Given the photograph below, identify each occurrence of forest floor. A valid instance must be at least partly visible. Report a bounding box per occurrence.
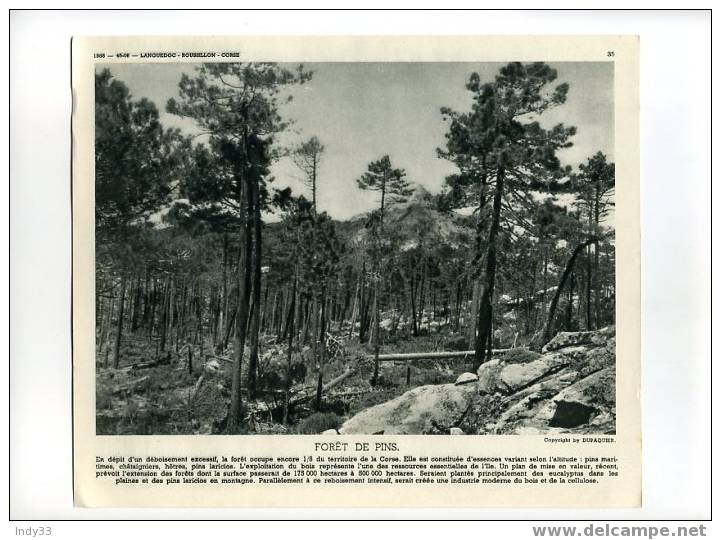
[95,327,482,435]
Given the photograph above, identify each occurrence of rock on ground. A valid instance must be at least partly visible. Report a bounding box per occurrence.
[340,326,616,435]
[340,382,477,435]
[455,372,479,385]
[472,326,616,435]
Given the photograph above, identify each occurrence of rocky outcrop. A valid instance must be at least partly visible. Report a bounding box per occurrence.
[470,326,616,435]
[455,372,479,385]
[542,326,615,353]
[339,326,616,435]
[340,382,477,435]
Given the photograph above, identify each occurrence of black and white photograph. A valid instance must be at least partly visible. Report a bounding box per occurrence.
[11,8,713,521]
[94,60,616,437]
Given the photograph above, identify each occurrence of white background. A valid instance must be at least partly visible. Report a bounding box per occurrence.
[7,7,712,532]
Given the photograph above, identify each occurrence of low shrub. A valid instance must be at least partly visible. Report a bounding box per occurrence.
[295,412,341,434]
[502,348,542,365]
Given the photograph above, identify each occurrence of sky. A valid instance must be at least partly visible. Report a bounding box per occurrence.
[99,61,614,221]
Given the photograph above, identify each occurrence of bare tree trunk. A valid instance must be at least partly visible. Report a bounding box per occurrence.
[593,241,601,328]
[196,283,205,358]
[217,233,229,351]
[566,271,576,330]
[167,278,174,357]
[540,238,598,347]
[148,278,157,339]
[282,276,297,425]
[370,279,381,387]
[410,264,419,337]
[159,280,168,353]
[260,283,270,332]
[112,275,127,369]
[101,296,114,367]
[474,168,504,369]
[130,276,142,333]
[314,291,327,410]
[228,170,253,433]
[358,261,369,342]
[454,280,462,332]
[585,246,593,330]
[247,186,263,398]
[593,187,602,328]
[348,278,359,338]
[467,280,480,348]
[417,263,426,333]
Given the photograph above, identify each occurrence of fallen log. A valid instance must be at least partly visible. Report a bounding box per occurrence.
[290,367,357,405]
[102,357,168,373]
[108,375,150,395]
[189,374,205,403]
[207,354,234,365]
[369,349,510,362]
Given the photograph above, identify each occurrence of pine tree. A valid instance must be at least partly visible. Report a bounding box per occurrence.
[292,136,325,213]
[167,62,310,431]
[95,68,188,369]
[571,152,615,329]
[356,155,411,384]
[356,155,412,226]
[440,62,576,368]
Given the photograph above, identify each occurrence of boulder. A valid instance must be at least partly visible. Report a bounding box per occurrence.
[578,344,614,377]
[497,353,569,393]
[204,360,221,373]
[449,427,464,435]
[552,367,616,411]
[542,326,615,353]
[542,331,594,353]
[553,345,590,360]
[455,372,479,385]
[476,359,503,394]
[340,382,477,435]
[499,367,616,434]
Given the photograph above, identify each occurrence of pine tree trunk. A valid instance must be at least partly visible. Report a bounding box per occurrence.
[370,279,381,387]
[594,242,601,328]
[218,233,229,350]
[468,280,480,348]
[141,272,151,330]
[358,261,368,342]
[130,276,142,333]
[100,295,114,365]
[540,252,548,324]
[454,280,462,332]
[228,167,254,433]
[410,266,418,337]
[260,283,270,332]
[474,168,504,369]
[282,276,297,425]
[540,238,597,346]
[566,271,575,330]
[167,279,174,356]
[112,275,127,369]
[103,296,114,367]
[314,291,327,410]
[593,186,602,328]
[585,247,593,330]
[196,283,205,358]
[148,278,157,339]
[418,265,427,332]
[247,185,263,398]
[348,278,359,338]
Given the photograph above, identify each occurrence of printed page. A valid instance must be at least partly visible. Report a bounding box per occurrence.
[71,35,640,507]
